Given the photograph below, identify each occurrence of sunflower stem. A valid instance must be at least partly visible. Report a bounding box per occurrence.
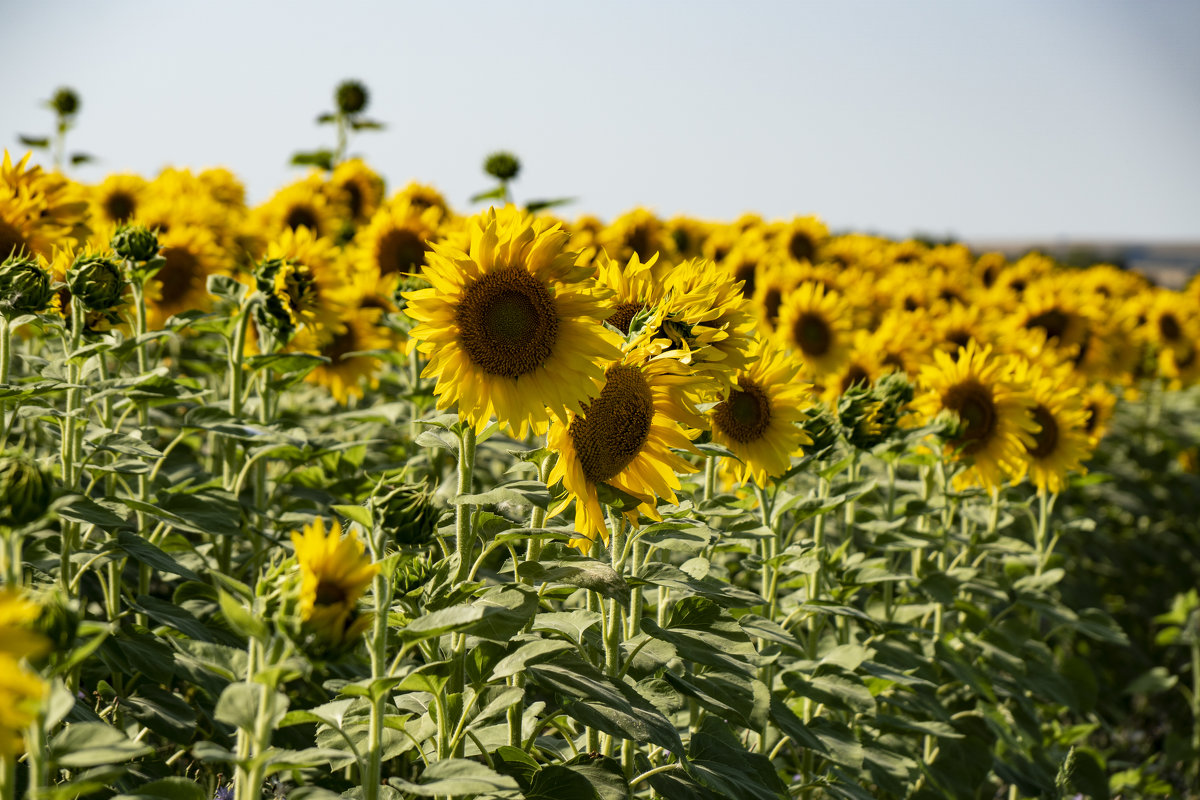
[59,296,86,594]
[364,562,392,800]
[453,425,477,584]
[220,296,256,574]
[703,454,716,502]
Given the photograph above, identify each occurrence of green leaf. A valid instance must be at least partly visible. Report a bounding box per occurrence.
[490,639,574,680]
[517,557,629,602]
[206,274,248,304]
[634,563,764,608]
[123,687,198,744]
[18,134,50,148]
[113,777,207,800]
[525,765,601,800]
[524,197,576,213]
[50,723,153,768]
[332,503,373,530]
[470,186,507,203]
[456,481,552,510]
[116,532,201,582]
[387,759,519,796]
[131,595,213,642]
[290,150,335,170]
[218,590,268,641]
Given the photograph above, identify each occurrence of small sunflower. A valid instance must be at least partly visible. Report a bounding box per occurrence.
[394,181,452,219]
[775,282,853,377]
[1011,360,1092,494]
[916,341,1037,491]
[90,174,147,226]
[1080,382,1116,447]
[404,206,623,437]
[597,207,675,267]
[291,517,378,647]
[547,349,701,548]
[328,158,385,226]
[290,303,395,404]
[255,173,344,240]
[351,198,441,301]
[773,215,828,265]
[710,337,812,487]
[144,224,233,330]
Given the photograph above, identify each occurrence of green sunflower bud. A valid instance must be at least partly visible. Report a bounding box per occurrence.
[395,553,433,595]
[0,450,54,527]
[254,257,308,342]
[484,151,520,182]
[379,482,442,548]
[799,406,839,456]
[0,254,54,316]
[335,80,369,115]
[838,385,887,451]
[28,588,79,656]
[50,87,80,117]
[110,225,160,263]
[67,254,126,311]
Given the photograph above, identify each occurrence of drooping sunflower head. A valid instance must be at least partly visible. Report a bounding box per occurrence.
[775,281,853,377]
[916,341,1037,490]
[290,517,379,647]
[404,206,623,437]
[547,348,701,549]
[710,336,812,487]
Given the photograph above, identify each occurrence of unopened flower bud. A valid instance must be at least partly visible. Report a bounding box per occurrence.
[335,80,369,115]
[67,254,126,311]
[111,225,160,263]
[0,255,54,316]
[0,450,54,527]
[379,483,442,547]
[484,152,520,182]
[50,87,80,117]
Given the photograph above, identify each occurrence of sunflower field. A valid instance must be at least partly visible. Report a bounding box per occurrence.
[2,88,1200,800]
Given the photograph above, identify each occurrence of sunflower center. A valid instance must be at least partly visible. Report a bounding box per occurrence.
[1025,308,1069,340]
[456,266,559,378]
[1083,404,1098,434]
[943,379,997,454]
[764,288,783,323]
[377,228,426,277]
[793,312,832,357]
[325,324,359,364]
[788,232,815,263]
[1177,345,1196,369]
[841,365,870,394]
[1160,313,1182,342]
[713,379,771,443]
[314,579,349,606]
[285,205,320,233]
[1029,404,1059,459]
[627,224,654,260]
[568,364,655,484]
[1010,279,1027,294]
[344,182,364,218]
[734,262,757,297]
[607,302,646,335]
[157,246,199,307]
[0,220,30,261]
[104,191,136,223]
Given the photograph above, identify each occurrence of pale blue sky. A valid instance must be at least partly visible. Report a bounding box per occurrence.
[5,1,1199,240]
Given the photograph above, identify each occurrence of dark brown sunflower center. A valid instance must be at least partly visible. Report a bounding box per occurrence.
[377,228,426,277]
[325,324,359,364]
[764,288,783,323]
[606,302,646,335]
[788,232,815,263]
[1083,404,1098,434]
[344,182,364,218]
[946,330,971,351]
[793,312,832,357]
[1010,279,1027,294]
[104,191,136,223]
[285,267,319,314]
[944,379,997,454]
[841,365,870,394]
[1025,308,1069,340]
[0,220,30,261]
[1029,404,1059,459]
[456,266,559,378]
[285,205,320,233]
[982,266,998,287]
[315,579,349,606]
[627,224,654,261]
[1160,313,1182,342]
[568,364,655,484]
[734,262,757,297]
[713,379,771,443]
[157,246,199,307]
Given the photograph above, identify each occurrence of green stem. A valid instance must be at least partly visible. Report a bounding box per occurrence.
[703,455,716,502]
[453,425,477,583]
[0,755,14,800]
[0,315,10,441]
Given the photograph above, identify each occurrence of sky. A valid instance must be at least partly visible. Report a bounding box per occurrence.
[4,0,1199,241]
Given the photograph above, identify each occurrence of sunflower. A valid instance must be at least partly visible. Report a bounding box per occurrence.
[254,173,344,240]
[1011,359,1092,494]
[1080,382,1117,448]
[630,257,756,403]
[291,517,378,646]
[289,303,396,404]
[710,337,812,487]
[394,181,452,219]
[404,206,623,437]
[666,215,711,260]
[775,281,853,377]
[144,224,233,330]
[868,308,930,376]
[351,198,441,303]
[751,262,798,332]
[328,158,385,226]
[90,174,147,226]
[261,225,354,335]
[773,215,828,265]
[1,151,90,260]
[547,349,701,548]
[818,329,884,406]
[916,341,1037,491]
[596,207,675,267]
